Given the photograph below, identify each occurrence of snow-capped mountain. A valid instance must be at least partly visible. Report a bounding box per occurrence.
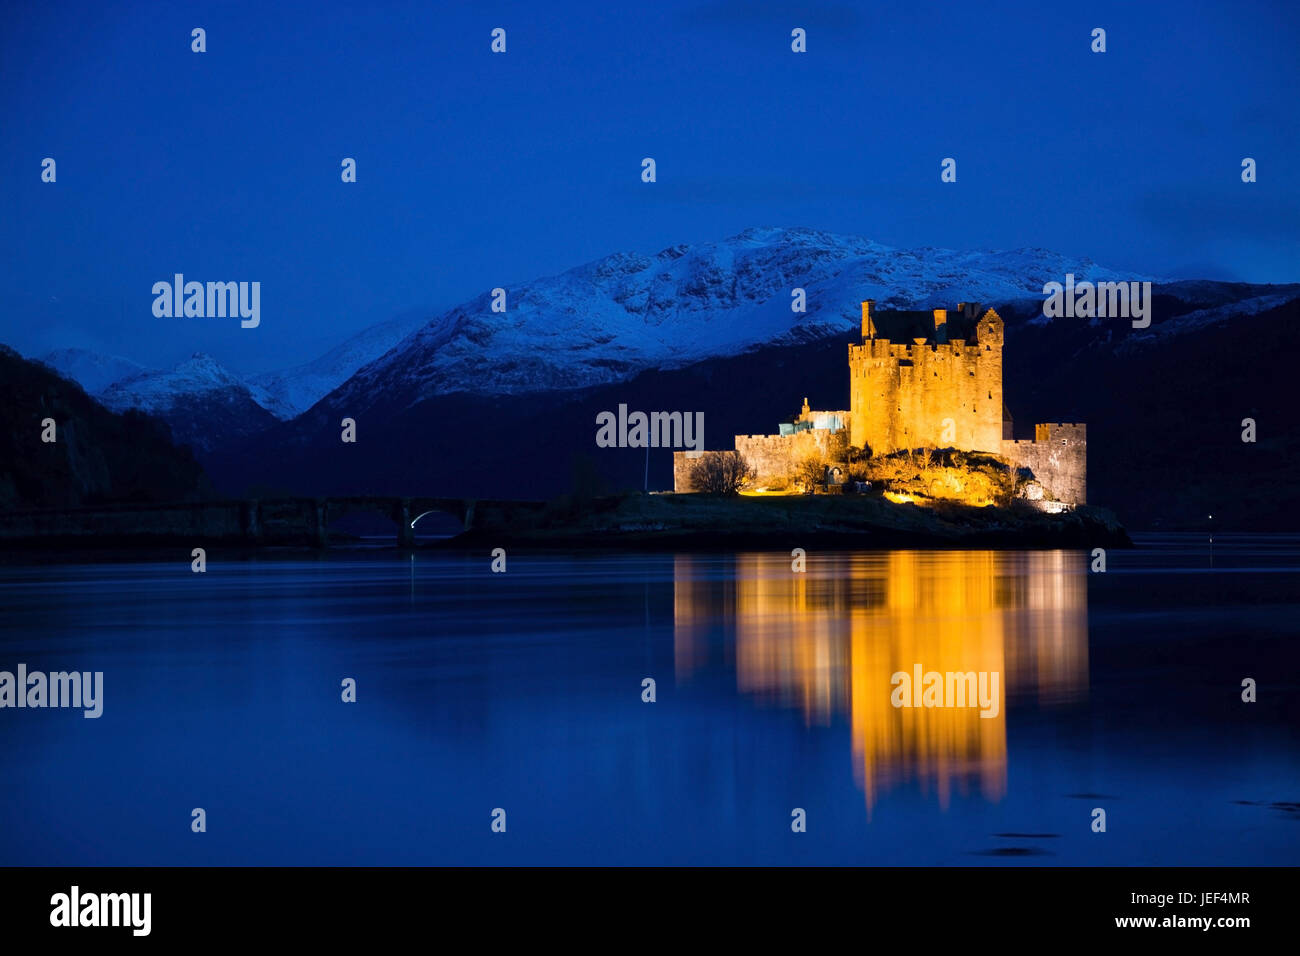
[33,227,1298,474]
[321,226,1150,416]
[40,312,433,423]
[100,352,251,413]
[98,353,279,454]
[248,311,431,418]
[40,348,151,395]
[35,228,1162,424]
[1119,287,1300,353]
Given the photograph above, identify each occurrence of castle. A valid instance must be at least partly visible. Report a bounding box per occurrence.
[673,300,1086,508]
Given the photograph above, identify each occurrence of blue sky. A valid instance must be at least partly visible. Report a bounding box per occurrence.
[2,0,1297,374]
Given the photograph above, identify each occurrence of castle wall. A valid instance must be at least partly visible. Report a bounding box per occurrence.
[673,451,700,493]
[735,428,849,489]
[849,326,1003,455]
[1001,423,1087,505]
[672,426,849,492]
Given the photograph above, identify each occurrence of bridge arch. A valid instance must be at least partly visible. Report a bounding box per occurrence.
[313,496,472,548]
[409,508,466,535]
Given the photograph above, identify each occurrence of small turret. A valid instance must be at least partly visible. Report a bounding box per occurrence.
[976,308,1004,348]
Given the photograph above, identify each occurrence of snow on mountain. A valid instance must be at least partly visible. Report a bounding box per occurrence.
[37,228,1267,439]
[99,353,279,454]
[37,313,432,422]
[100,353,249,413]
[248,311,431,418]
[1118,290,1300,353]
[322,226,1149,415]
[40,348,151,394]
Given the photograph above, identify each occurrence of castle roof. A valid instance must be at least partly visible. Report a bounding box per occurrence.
[863,302,997,345]
[868,308,983,344]
[869,310,939,342]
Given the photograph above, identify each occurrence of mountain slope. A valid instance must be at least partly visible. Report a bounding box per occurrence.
[41,312,436,426]
[98,353,279,456]
[248,311,432,418]
[0,346,208,509]
[319,226,1149,418]
[29,228,1159,441]
[40,347,151,394]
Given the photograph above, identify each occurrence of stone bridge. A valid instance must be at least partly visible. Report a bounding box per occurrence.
[0,496,546,548]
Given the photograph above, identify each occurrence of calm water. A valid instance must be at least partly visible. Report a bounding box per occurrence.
[1,535,1297,865]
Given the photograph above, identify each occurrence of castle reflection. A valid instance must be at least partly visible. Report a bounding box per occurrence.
[673,551,1088,812]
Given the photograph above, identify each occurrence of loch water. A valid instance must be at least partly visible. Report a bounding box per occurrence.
[1,535,1297,865]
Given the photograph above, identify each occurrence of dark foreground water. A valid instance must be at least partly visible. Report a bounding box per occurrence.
[1,535,1297,865]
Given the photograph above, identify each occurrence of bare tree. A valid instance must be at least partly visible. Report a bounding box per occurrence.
[795,455,826,493]
[688,451,756,496]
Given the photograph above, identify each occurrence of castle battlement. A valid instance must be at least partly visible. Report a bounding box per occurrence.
[1034,422,1087,440]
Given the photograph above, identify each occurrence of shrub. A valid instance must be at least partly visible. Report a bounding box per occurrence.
[860,448,1021,507]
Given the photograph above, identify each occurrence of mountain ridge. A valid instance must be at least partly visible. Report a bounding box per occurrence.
[28,228,1300,509]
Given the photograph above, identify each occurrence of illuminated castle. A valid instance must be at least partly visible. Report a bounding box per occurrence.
[851,301,1006,455]
[673,300,1087,507]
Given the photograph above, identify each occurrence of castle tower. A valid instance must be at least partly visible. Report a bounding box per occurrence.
[848,305,1005,455]
[969,309,1005,452]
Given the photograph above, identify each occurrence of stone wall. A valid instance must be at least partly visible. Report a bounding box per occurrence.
[1001,423,1087,505]
[735,428,849,489]
[672,452,705,493]
[672,426,850,492]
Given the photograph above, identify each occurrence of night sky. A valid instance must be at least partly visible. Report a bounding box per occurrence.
[2,0,1296,374]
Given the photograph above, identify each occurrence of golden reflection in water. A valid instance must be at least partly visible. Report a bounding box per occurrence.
[672,551,1088,812]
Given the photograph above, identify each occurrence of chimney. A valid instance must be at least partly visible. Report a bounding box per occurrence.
[932,308,948,343]
[861,299,876,340]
